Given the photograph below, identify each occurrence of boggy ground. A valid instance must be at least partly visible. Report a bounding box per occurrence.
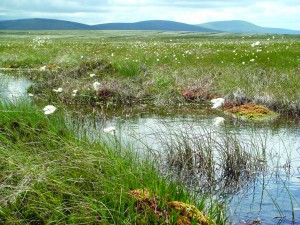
[0,101,225,224]
[1,30,300,116]
[0,30,300,224]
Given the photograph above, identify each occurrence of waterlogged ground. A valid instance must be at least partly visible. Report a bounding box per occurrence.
[1,31,300,224]
[82,110,300,224]
[0,73,31,101]
[1,73,300,224]
[1,30,300,113]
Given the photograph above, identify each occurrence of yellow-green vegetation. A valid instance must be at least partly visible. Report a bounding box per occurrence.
[129,189,216,225]
[0,100,224,224]
[0,30,299,224]
[168,201,215,225]
[225,103,278,121]
[0,31,300,114]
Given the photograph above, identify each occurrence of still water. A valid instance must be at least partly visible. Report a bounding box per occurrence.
[0,73,31,101]
[94,109,300,224]
[1,74,299,224]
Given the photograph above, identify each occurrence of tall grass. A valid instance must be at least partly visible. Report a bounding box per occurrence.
[0,100,224,224]
[155,122,266,196]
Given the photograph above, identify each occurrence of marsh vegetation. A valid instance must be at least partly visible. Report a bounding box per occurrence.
[0,30,299,224]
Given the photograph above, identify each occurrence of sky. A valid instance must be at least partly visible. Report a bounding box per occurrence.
[0,0,299,30]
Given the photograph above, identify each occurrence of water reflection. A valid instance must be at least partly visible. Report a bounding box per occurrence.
[81,112,300,224]
[0,73,31,101]
[1,72,299,224]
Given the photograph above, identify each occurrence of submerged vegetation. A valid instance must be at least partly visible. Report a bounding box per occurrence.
[156,124,266,195]
[0,100,223,224]
[0,30,300,224]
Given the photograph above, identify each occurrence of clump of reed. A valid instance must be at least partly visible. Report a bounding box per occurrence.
[0,100,225,224]
[155,123,266,196]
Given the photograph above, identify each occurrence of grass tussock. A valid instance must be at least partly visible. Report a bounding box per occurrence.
[1,31,300,115]
[0,100,225,224]
[156,124,266,195]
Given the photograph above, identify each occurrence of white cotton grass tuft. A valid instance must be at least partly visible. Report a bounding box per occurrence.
[104,126,116,135]
[251,41,260,47]
[213,117,225,126]
[43,105,57,115]
[210,98,225,109]
[93,82,101,91]
[53,87,63,93]
[72,90,78,97]
[40,66,46,71]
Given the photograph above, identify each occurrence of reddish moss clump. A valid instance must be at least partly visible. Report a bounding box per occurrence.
[128,189,215,225]
[181,83,214,101]
[181,88,197,100]
[226,103,278,120]
[221,102,238,110]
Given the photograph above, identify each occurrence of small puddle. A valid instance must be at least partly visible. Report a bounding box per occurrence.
[0,73,32,101]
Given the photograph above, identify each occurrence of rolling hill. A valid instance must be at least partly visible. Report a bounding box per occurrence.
[0,18,217,32]
[92,20,216,32]
[0,18,299,34]
[0,18,90,30]
[198,20,300,34]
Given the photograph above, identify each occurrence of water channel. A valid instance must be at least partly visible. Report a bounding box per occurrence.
[1,73,299,224]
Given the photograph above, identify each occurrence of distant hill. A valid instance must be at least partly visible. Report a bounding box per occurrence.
[0,18,90,30]
[92,20,216,32]
[0,18,299,34]
[198,20,300,34]
[0,18,217,32]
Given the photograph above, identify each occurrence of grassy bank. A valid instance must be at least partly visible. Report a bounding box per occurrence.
[0,99,224,224]
[1,31,300,115]
[1,30,299,224]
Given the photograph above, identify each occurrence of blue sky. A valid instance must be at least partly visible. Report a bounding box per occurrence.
[0,0,299,29]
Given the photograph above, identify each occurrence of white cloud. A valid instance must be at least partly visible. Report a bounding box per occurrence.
[0,0,299,29]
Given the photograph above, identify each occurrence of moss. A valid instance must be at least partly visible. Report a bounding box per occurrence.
[128,189,215,225]
[225,103,278,121]
[168,201,214,225]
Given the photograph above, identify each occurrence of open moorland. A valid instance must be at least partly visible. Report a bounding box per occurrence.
[0,30,300,224]
[1,30,300,114]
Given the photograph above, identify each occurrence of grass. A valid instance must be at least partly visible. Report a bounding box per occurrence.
[0,31,300,115]
[155,123,266,195]
[0,99,224,224]
[149,117,300,224]
[1,30,299,224]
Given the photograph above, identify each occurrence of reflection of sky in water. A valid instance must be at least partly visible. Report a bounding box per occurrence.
[228,169,300,224]
[104,115,300,224]
[2,73,299,224]
[0,74,31,101]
